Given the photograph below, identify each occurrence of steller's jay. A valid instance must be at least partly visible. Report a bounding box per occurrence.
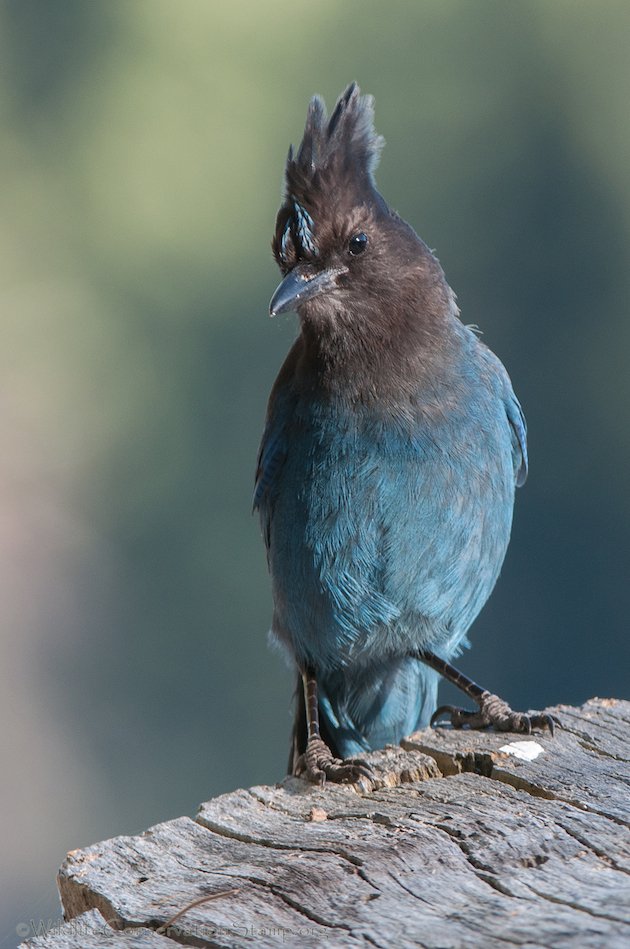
[255,83,556,785]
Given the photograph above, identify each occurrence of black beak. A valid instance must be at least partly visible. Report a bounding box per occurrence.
[269,263,346,316]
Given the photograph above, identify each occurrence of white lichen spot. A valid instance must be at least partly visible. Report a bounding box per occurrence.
[498,740,545,762]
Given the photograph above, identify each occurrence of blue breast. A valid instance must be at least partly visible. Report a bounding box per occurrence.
[266,379,515,674]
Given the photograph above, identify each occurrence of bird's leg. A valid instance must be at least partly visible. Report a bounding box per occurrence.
[294,666,374,785]
[414,650,560,735]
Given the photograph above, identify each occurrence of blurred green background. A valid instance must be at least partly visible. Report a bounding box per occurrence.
[2,1,630,944]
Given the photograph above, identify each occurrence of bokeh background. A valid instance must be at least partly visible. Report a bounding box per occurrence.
[2,1,630,944]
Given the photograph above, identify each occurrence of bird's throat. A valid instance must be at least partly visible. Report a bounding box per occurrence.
[298,299,454,405]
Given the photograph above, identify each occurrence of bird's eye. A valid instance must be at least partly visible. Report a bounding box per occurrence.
[348,232,368,256]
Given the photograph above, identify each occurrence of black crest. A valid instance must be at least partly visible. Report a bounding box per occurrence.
[284,82,384,203]
[273,84,385,268]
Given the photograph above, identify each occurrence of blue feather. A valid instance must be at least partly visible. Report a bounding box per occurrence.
[293,201,318,257]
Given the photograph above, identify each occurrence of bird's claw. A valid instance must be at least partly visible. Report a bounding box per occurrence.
[295,737,374,785]
[431,691,561,736]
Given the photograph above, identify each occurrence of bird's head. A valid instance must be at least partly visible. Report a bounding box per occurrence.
[269,83,452,333]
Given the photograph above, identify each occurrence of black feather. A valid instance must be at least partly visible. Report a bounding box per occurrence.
[285,83,384,202]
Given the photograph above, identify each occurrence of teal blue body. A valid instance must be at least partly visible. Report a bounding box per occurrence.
[256,320,527,757]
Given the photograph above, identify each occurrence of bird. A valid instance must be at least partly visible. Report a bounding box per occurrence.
[255,83,556,785]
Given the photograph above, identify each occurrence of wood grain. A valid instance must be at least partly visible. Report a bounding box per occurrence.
[22,698,630,948]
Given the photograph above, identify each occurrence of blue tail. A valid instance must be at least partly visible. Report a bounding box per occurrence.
[317,658,440,759]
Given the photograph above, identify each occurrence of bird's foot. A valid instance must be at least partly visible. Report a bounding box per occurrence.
[294,736,374,786]
[431,691,560,736]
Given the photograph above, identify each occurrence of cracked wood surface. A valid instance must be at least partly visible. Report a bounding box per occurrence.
[23,697,630,948]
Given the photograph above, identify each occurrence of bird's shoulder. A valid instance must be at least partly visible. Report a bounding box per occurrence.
[253,337,303,517]
[470,333,528,487]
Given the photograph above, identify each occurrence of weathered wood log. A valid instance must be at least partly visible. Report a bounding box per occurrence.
[21,698,630,948]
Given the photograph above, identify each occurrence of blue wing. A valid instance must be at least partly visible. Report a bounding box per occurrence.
[505,391,528,487]
[254,417,287,552]
[253,342,301,552]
